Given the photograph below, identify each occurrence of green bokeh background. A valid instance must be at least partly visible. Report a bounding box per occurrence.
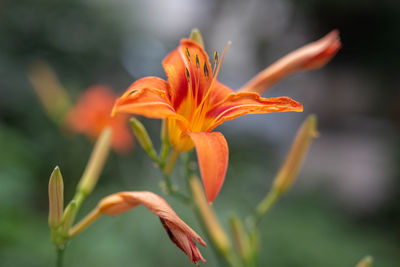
[1,0,399,266]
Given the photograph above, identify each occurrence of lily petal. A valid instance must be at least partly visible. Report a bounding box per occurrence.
[208,81,235,107]
[206,92,303,132]
[113,77,186,122]
[163,39,213,110]
[239,30,341,94]
[188,132,229,203]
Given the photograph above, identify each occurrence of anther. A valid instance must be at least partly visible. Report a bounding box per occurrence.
[129,89,138,96]
[185,67,190,80]
[203,62,209,79]
[195,54,200,69]
[214,51,219,65]
[185,47,191,62]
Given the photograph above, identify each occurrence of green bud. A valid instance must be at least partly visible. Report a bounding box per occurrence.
[60,201,77,238]
[77,127,112,195]
[48,166,64,228]
[130,117,159,163]
[189,28,205,48]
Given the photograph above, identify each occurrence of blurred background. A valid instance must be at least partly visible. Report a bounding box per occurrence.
[0,0,399,266]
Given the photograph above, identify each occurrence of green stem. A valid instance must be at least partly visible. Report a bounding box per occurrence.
[163,149,180,176]
[56,247,64,267]
[160,149,191,203]
[253,189,280,226]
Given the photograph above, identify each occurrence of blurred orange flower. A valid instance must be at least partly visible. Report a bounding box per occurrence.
[66,85,133,154]
[112,37,303,203]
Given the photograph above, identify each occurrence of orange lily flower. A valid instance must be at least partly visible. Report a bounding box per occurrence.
[112,36,303,203]
[66,85,133,154]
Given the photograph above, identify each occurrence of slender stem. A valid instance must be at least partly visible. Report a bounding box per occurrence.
[56,247,64,267]
[253,189,280,226]
[69,209,101,238]
[159,149,191,203]
[163,149,180,176]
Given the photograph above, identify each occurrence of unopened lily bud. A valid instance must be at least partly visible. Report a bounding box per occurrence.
[189,28,205,48]
[28,60,71,125]
[273,114,319,194]
[48,166,64,228]
[77,127,112,195]
[130,118,158,162]
[356,255,373,267]
[239,30,341,94]
[190,175,231,255]
[60,201,77,238]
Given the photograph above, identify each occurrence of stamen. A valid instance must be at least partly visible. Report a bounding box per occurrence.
[195,41,231,113]
[185,67,190,81]
[129,89,138,96]
[195,54,200,69]
[214,51,219,66]
[185,47,191,62]
[203,62,209,80]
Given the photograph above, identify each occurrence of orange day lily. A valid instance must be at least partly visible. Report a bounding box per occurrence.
[66,85,134,154]
[70,191,206,265]
[112,30,340,203]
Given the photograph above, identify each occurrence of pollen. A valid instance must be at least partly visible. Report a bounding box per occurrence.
[185,67,190,80]
[214,51,219,66]
[195,54,200,69]
[203,62,209,79]
[185,47,191,62]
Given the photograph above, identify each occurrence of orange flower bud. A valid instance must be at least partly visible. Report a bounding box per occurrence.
[239,30,341,94]
[70,191,206,265]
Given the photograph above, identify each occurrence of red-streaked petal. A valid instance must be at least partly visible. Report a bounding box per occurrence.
[188,132,228,203]
[208,81,235,107]
[113,77,188,124]
[239,30,341,94]
[163,39,212,110]
[206,92,303,131]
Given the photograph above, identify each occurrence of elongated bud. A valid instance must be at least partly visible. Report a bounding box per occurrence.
[229,215,250,261]
[190,28,205,48]
[159,119,170,163]
[273,114,319,194]
[189,175,231,254]
[77,127,112,195]
[48,166,64,228]
[130,117,158,162]
[356,255,373,267]
[28,60,71,125]
[239,30,341,94]
[60,201,77,238]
